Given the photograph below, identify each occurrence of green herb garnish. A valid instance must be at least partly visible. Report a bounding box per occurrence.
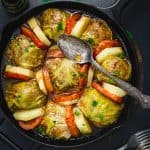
[57,22,63,31]
[53,120,57,124]
[37,126,45,135]
[108,78,115,84]
[117,52,125,59]
[87,38,94,45]
[74,111,80,116]
[16,95,21,100]
[92,100,98,107]
[72,74,77,79]
[99,114,104,120]
[24,48,29,52]
[79,73,87,77]
[114,70,120,76]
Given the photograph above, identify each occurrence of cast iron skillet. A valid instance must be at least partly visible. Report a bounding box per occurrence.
[0,1,144,148]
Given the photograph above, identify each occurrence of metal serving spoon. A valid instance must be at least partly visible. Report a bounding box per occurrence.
[57,34,150,109]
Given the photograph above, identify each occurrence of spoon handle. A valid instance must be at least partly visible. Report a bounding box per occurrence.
[91,58,150,109]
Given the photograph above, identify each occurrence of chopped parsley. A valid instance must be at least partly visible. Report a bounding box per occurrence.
[114,70,120,76]
[53,120,57,124]
[87,38,94,45]
[57,22,63,31]
[117,52,125,59]
[74,111,80,116]
[92,100,98,107]
[108,78,115,84]
[16,95,21,100]
[24,48,29,52]
[72,74,77,79]
[99,114,104,120]
[37,126,45,135]
[79,73,87,77]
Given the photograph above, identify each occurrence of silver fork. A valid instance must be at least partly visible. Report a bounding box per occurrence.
[118,129,150,150]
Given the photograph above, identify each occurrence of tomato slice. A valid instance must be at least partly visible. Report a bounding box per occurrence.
[65,106,80,137]
[92,81,122,103]
[93,39,121,58]
[42,68,53,93]
[18,116,43,130]
[21,26,47,49]
[54,90,83,103]
[5,72,31,80]
[79,64,89,87]
[65,13,81,34]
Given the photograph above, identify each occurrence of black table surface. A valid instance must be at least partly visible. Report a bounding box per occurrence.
[0,0,150,150]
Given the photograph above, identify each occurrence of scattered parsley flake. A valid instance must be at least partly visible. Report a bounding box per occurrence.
[25,48,29,52]
[72,74,77,79]
[57,22,63,31]
[117,53,125,59]
[37,126,45,134]
[53,120,57,124]
[74,111,80,116]
[79,73,87,77]
[87,38,94,45]
[108,78,115,84]
[114,70,120,76]
[99,114,104,120]
[92,100,98,107]
[16,95,21,100]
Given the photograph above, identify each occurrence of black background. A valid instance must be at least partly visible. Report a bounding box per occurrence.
[0,0,150,149]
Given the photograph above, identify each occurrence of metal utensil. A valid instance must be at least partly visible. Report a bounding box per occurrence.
[118,129,150,150]
[57,34,150,109]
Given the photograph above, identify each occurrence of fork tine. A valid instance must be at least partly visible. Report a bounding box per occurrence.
[143,144,150,150]
[141,139,150,149]
[141,139,150,145]
[136,129,150,138]
[138,134,150,141]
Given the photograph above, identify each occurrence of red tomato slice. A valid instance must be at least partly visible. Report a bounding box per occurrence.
[5,72,31,80]
[93,39,121,58]
[65,106,80,137]
[65,13,81,34]
[54,91,83,103]
[92,81,123,103]
[21,26,47,49]
[18,116,43,130]
[42,68,53,93]
[79,64,89,87]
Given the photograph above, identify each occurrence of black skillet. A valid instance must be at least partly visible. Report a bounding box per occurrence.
[0,1,144,148]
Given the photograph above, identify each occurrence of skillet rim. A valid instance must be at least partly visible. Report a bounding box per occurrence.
[0,1,144,147]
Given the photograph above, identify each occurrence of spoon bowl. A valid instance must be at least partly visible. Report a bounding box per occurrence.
[57,34,92,64]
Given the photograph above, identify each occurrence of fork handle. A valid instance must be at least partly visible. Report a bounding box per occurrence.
[117,144,128,150]
[91,59,150,109]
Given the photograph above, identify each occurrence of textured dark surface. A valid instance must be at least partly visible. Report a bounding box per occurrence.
[0,0,150,150]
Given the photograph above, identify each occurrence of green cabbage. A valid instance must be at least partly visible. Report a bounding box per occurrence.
[45,58,80,93]
[5,80,46,111]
